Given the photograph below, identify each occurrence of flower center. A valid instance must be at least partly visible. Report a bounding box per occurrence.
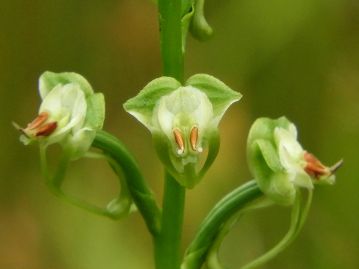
[173,126,203,156]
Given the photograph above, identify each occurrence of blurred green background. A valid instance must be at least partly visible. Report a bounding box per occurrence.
[0,0,358,268]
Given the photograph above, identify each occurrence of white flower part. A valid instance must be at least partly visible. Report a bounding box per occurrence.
[155,86,213,155]
[274,125,313,189]
[39,83,87,146]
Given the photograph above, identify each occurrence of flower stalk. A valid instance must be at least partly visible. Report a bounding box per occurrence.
[154,0,186,268]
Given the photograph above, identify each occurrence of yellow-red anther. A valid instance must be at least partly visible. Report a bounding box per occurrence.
[173,128,185,154]
[27,112,49,130]
[35,122,57,137]
[190,126,199,151]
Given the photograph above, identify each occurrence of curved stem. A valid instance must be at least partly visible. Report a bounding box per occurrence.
[240,190,313,269]
[40,145,115,217]
[205,198,274,269]
[155,171,186,269]
[92,130,161,235]
[182,180,263,269]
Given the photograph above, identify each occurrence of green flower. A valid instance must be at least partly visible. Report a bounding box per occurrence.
[247,117,341,205]
[15,71,105,160]
[124,74,241,188]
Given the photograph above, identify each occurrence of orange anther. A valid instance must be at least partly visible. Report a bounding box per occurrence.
[190,126,199,151]
[173,128,185,154]
[36,122,57,137]
[27,112,49,130]
[304,151,328,178]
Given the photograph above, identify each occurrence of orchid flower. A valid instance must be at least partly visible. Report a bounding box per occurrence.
[124,74,241,187]
[247,117,342,205]
[15,71,105,160]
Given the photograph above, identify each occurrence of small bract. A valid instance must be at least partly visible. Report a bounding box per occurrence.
[15,71,105,160]
[124,74,241,188]
[247,117,341,205]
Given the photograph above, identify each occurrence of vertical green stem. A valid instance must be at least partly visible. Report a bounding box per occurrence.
[155,1,185,268]
[158,0,184,81]
[155,171,186,269]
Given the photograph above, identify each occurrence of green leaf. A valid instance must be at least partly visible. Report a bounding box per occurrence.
[123,76,181,131]
[186,74,241,126]
[39,71,94,98]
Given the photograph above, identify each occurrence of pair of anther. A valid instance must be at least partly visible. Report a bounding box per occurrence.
[18,111,57,138]
[304,151,343,179]
[173,126,202,155]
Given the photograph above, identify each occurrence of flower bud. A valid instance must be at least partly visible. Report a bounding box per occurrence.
[247,117,341,205]
[124,74,241,188]
[15,71,105,159]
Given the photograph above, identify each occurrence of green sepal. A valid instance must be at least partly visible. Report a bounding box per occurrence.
[85,93,105,130]
[123,77,181,131]
[39,71,94,98]
[198,131,220,178]
[255,139,283,173]
[249,139,295,205]
[247,117,299,206]
[65,93,106,160]
[186,74,242,126]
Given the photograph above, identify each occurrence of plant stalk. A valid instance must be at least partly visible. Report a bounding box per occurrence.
[155,0,186,268]
[158,0,184,82]
[155,171,186,269]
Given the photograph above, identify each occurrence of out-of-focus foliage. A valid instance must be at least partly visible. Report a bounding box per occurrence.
[0,0,358,268]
